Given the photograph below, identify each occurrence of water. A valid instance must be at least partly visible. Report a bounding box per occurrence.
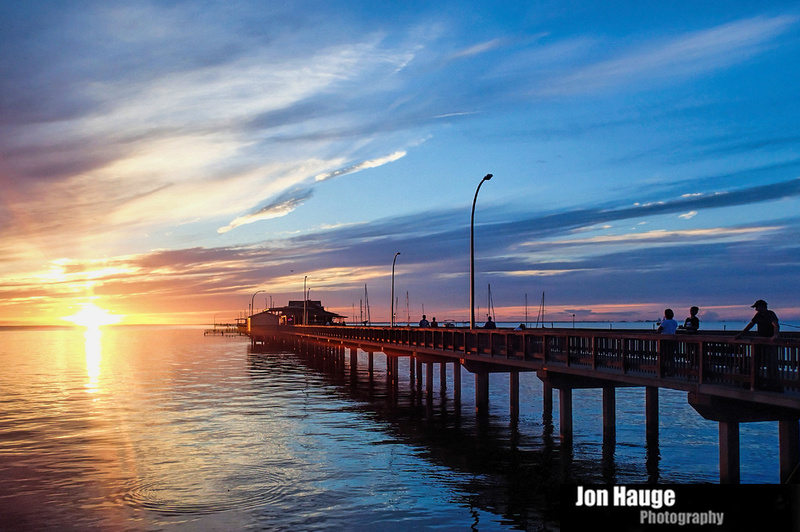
[0,326,781,530]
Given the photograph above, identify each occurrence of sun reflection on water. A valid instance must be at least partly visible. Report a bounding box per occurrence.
[84,326,102,393]
[63,303,121,394]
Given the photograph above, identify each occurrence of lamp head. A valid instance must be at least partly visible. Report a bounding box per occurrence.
[484,174,493,181]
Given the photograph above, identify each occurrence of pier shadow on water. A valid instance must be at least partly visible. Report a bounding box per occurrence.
[247,344,668,531]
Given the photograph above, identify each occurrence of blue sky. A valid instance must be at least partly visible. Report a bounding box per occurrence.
[1,1,799,325]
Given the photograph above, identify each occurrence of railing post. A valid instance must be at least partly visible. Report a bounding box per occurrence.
[542,332,548,363]
[698,341,705,384]
[622,338,628,374]
[566,334,571,366]
[656,339,662,378]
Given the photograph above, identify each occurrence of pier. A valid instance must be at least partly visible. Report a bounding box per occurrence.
[250,325,800,484]
[203,323,243,336]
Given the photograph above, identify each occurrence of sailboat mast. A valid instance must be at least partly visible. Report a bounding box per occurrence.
[525,293,528,328]
[364,284,371,326]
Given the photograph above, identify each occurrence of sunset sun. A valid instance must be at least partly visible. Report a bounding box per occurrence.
[63,303,122,328]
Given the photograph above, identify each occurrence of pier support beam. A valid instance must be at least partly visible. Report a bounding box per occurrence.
[779,419,800,484]
[603,386,616,445]
[538,371,638,446]
[559,388,573,443]
[475,371,490,415]
[453,360,462,404]
[689,392,800,484]
[426,363,434,396]
[719,421,740,484]
[646,386,659,444]
[510,371,520,420]
[543,380,553,421]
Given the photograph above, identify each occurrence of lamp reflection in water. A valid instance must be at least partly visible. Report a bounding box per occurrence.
[63,303,121,393]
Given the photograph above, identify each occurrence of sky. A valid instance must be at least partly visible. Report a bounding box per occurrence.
[1,0,799,327]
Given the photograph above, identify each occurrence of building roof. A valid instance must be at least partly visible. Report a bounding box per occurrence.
[264,300,345,324]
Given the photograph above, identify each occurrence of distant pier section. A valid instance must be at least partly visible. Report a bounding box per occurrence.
[204,318,247,336]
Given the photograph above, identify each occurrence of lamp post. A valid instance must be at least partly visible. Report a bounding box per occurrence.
[250,290,265,316]
[391,252,400,327]
[470,173,493,329]
[303,276,307,326]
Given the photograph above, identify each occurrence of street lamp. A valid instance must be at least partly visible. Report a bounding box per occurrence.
[250,290,265,316]
[470,173,493,329]
[391,252,401,327]
[303,276,308,326]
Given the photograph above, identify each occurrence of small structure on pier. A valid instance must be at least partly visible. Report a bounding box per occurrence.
[249,310,280,328]
[267,300,345,326]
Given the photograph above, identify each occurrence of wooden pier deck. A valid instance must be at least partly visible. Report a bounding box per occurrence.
[250,325,800,484]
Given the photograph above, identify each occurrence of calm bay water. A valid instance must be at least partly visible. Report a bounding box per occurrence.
[0,325,780,530]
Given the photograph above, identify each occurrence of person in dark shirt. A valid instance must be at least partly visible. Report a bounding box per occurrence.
[483,316,496,329]
[735,300,781,391]
[680,306,700,333]
[736,300,779,339]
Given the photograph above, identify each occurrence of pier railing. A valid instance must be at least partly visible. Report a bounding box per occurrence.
[266,326,800,396]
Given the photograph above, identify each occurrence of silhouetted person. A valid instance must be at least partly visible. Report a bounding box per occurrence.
[657,308,678,375]
[483,316,496,329]
[657,309,677,334]
[736,300,781,391]
[736,300,780,340]
[418,314,429,327]
[680,306,700,333]
[515,323,526,330]
[430,317,438,327]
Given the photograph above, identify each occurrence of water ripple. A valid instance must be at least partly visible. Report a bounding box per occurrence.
[122,466,293,515]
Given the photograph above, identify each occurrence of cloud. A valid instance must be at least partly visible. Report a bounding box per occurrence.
[218,188,314,234]
[538,15,797,96]
[449,38,506,60]
[314,151,407,182]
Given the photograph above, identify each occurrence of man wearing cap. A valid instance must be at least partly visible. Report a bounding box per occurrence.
[736,300,780,340]
[736,300,781,391]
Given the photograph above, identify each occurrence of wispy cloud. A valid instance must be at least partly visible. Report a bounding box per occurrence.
[538,15,797,95]
[315,151,407,182]
[449,38,505,60]
[218,188,314,234]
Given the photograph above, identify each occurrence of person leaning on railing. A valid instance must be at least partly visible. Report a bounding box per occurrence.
[735,300,781,391]
[735,300,780,340]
